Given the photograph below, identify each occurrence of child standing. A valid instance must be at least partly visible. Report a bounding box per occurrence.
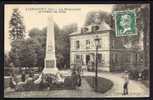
[123,70,129,95]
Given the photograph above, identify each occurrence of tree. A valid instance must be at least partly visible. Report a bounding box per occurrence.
[84,11,112,26]
[9,8,25,40]
[112,4,149,47]
[28,28,46,71]
[9,40,25,67]
[9,39,38,69]
[61,23,77,34]
[8,8,27,72]
[28,23,71,70]
[27,23,63,70]
[57,23,77,69]
[24,39,38,67]
[112,4,150,67]
[9,27,46,71]
[8,19,77,71]
[4,53,10,68]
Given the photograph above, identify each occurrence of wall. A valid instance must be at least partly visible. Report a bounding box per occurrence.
[70,31,111,71]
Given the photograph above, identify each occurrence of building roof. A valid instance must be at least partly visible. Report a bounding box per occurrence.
[69,31,81,36]
[99,21,111,31]
[69,21,111,36]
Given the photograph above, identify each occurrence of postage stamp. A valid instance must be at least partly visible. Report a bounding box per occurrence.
[113,10,137,37]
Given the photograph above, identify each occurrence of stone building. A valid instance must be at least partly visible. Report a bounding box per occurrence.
[69,19,143,72]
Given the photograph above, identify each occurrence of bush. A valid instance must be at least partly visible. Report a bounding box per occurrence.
[142,80,149,88]
[4,68,11,76]
[4,76,11,89]
[128,69,139,80]
[85,76,113,93]
[49,76,76,90]
[64,76,76,89]
[128,67,149,80]
[142,69,149,80]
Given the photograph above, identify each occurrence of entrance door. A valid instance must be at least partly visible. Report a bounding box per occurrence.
[86,55,90,65]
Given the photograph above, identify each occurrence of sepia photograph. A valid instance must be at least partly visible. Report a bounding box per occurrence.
[4,4,150,98]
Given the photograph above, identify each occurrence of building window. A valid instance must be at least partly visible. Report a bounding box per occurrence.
[76,40,80,49]
[91,25,99,32]
[75,55,83,65]
[115,54,118,63]
[81,27,88,34]
[97,54,102,63]
[112,54,115,64]
[94,39,101,49]
[76,55,80,59]
[136,53,144,64]
[98,39,102,48]
[86,55,90,65]
[112,53,119,64]
[126,54,131,64]
[86,40,90,49]
[112,39,115,48]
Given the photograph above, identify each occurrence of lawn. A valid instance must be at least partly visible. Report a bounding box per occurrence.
[84,76,113,93]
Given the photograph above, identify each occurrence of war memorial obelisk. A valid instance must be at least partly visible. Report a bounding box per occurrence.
[43,16,58,74]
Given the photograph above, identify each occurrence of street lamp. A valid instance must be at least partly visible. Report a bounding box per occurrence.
[94,35,100,91]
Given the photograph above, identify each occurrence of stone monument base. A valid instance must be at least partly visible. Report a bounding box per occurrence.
[43,67,58,75]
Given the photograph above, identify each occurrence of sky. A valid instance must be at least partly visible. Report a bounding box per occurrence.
[5,4,113,52]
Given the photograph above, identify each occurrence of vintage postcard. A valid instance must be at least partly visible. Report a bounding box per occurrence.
[4,4,150,98]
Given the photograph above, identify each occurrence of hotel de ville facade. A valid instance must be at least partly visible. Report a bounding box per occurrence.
[69,18,144,72]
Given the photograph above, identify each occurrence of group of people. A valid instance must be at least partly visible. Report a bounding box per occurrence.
[9,70,66,91]
[9,66,82,91]
[9,71,42,91]
[71,64,82,88]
